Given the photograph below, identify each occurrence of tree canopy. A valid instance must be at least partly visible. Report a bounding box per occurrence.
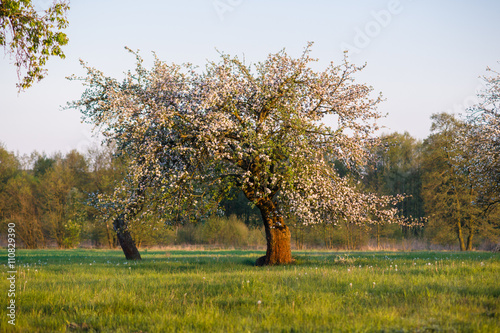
[0,0,69,90]
[71,45,405,263]
[422,113,482,250]
[461,65,500,213]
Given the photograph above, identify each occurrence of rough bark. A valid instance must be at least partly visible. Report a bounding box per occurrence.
[113,214,141,260]
[255,197,293,266]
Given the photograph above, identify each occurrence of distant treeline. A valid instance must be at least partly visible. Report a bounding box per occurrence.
[1,113,499,250]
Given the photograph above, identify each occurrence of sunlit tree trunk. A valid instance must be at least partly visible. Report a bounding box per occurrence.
[113,214,141,260]
[454,192,466,251]
[376,224,380,249]
[255,197,292,266]
[466,224,474,251]
[457,221,466,251]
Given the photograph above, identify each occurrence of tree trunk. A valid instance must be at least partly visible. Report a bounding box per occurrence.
[457,221,466,251]
[376,224,380,250]
[454,192,466,251]
[255,197,292,266]
[466,226,474,251]
[113,214,141,260]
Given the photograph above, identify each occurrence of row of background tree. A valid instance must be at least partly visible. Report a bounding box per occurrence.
[1,112,499,251]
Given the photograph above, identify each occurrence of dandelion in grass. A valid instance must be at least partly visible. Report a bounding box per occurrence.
[373,282,376,288]
[349,283,353,288]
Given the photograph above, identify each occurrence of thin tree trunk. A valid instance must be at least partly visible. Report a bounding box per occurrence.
[466,225,474,251]
[457,221,466,251]
[454,191,466,251]
[113,214,141,260]
[299,224,304,250]
[376,224,380,250]
[255,197,292,266]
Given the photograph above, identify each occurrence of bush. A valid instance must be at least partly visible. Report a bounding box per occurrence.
[61,219,81,248]
[220,215,249,247]
[175,223,198,245]
[198,215,250,247]
[247,226,266,247]
[198,216,225,245]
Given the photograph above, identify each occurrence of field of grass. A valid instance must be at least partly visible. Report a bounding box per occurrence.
[0,249,499,332]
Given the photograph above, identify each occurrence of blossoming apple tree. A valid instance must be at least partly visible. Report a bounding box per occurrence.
[70,44,403,264]
[461,65,500,213]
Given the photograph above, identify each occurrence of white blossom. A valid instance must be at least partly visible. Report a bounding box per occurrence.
[69,43,404,237]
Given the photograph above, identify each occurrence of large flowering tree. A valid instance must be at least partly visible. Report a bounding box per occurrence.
[71,44,402,264]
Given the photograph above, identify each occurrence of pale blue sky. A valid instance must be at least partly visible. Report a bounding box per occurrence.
[1,0,500,155]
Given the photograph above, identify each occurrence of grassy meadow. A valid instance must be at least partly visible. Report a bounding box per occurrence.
[0,249,499,332]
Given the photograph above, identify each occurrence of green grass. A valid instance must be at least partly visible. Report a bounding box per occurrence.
[0,249,499,332]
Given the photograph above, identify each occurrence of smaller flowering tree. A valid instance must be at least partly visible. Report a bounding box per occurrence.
[70,44,404,264]
[460,65,500,213]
